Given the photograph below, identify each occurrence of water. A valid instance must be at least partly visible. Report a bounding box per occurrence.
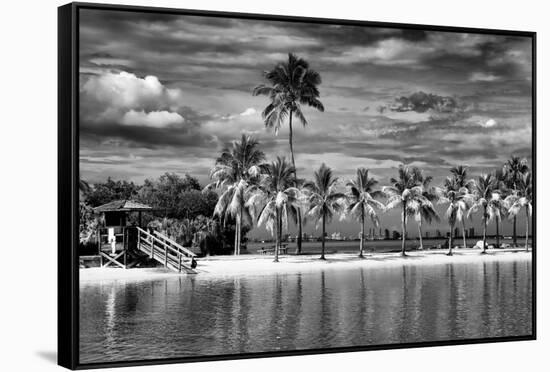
[79,258,532,363]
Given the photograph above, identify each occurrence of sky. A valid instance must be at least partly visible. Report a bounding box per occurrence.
[79,8,533,239]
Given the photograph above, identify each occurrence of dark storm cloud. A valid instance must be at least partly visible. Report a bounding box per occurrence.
[80,120,216,149]
[386,91,462,113]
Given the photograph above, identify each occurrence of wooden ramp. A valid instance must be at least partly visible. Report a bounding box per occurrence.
[136,227,197,274]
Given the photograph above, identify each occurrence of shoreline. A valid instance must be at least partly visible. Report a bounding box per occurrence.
[80,248,532,281]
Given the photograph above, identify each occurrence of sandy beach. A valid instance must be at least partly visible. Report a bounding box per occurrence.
[80,248,532,281]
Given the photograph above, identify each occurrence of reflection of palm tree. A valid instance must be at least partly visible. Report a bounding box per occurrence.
[437,177,469,255]
[253,53,324,254]
[344,168,384,257]
[410,168,439,250]
[506,172,532,251]
[504,157,529,246]
[248,157,300,262]
[383,165,428,256]
[302,164,345,260]
[207,135,266,255]
[467,174,499,253]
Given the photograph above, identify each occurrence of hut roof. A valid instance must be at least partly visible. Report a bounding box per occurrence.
[93,200,155,213]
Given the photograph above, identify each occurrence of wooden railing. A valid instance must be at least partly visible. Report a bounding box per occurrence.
[136,227,196,273]
[153,231,197,258]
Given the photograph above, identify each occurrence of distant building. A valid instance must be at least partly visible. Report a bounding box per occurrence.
[425,231,430,238]
[331,232,342,240]
[454,227,460,238]
[384,229,390,240]
[436,229,442,237]
[469,227,475,238]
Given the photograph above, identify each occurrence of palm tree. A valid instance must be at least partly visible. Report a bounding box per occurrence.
[253,53,325,254]
[437,177,469,255]
[450,165,473,248]
[382,165,428,256]
[411,167,439,250]
[207,135,266,255]
[344,168,384,258]
[467,174,499,254]
[450,165,470,188]
[302,164,345,260]
[506,171,533,251]
[492,168,510,248]
[248,157,301,262]
[504,156,530,246]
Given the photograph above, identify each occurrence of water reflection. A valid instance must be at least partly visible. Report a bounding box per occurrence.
[80,259,532,363]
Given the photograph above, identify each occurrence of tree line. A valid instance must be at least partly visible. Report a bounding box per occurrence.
[79,173,239,255]
[208,134,532,261]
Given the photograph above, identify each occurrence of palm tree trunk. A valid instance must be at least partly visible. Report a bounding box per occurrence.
[525,207,529,251]
[482,211,487,254]
[401,205,407,256]
[462,220,467,249]
[234,212,239,256]
[513,216,517,247]
[495,217,500,248]
[448,224,454,256]
[418,219,423,250]
[359,209,365,258]
[274,209,280,262]
[288,110,303,255]
[321,214,326,260]
[239,207,244,255]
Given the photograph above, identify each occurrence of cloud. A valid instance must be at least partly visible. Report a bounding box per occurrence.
[469,72,499,82]
[482,118,497,128]
[240,107,257,116]
[323,38,434,66]
[78,9,533,196]
[121,110,185,127]
[89,57,135,68]
[80,71,183,121]
[386,91,461,114]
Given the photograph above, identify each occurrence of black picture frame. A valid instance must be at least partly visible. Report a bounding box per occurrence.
[58,2,537,370]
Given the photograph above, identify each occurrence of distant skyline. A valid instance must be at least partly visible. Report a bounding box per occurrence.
[79,9,533,238]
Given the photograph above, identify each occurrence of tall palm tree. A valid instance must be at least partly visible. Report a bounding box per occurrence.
[253,53,325,254]
[248,157,301,262]
[344,168,384,258]
[437,177,469,256]
[467,174,499,254]
[302,164,345,260]
[207,135,266,255]
[504,156,530,247]
[506,171,533,251]
[450,165,473,248]
[382,165,428,256]
[411,167,439,250]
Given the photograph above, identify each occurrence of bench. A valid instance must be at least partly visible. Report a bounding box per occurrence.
[256,244,288,255]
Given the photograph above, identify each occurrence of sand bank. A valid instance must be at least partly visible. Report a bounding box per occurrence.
[80,248,532,281]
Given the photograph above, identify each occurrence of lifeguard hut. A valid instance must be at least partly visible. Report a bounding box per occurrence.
[93,200,197,273]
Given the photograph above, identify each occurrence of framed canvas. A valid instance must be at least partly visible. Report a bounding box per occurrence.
[58,2,536,370]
